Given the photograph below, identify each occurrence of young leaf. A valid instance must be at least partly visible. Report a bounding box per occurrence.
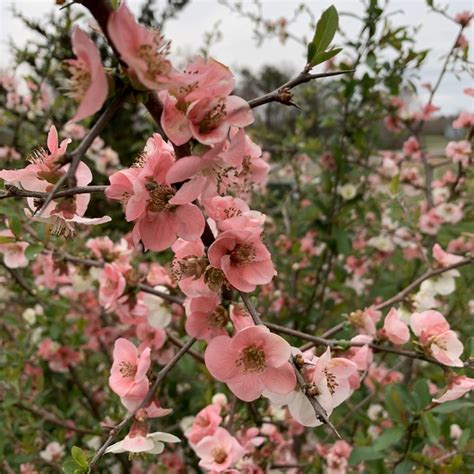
[309,48,342,68]
[307,5,339,66]
[71,446,88,469]
[25,243,43,261]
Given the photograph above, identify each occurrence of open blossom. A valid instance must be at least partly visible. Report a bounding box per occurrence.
[106,133,204,251]
[108,3,172,90]
[184,294,229,342]
[0,229,29,268]
[432,376,474,403]
[403,136,421,159]
[265,348,358,427]
[185,403,223,445]
[432,243,464,267]
[0,126,110,235]
[159,56,253,146]
[205,325,295,402]
[452,111,474,129]
[109,338,151,398]
[381,308,410,345]
[445,140,471,166]
[106,425,180,455]
[99,263,127,312]
[208,228,275,292]
[65,26,108,123]
[39,441,65,462]
[410,310,464,367]
[194,427,245,472]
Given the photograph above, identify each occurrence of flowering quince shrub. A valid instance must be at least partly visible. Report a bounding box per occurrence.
[0,1,473,473]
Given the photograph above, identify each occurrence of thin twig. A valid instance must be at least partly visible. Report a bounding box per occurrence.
[248,70,354,109]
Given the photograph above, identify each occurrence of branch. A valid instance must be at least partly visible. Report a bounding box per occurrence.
[374,257,473,311]
[0,185,107,201]
[89,337,196,468]
[248,70,353,109]
[266,321,469,369]
[15,401,100,435]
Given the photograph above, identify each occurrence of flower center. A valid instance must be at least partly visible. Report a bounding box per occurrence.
[199,98,226,134]
[65,62,91,102]
[212,448,228,464]
[119,361,137,378]
[207,306,228,328]
[237,344,266,373]
[138,33,170,82]
[324,369,339,395]
[230,243,256,265]
[146,182,176,212]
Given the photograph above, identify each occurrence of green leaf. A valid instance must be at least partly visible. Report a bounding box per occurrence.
[422,412,440,444]
[335,229,351,255]
[62,457,86,474]
[309,48,342,67]
[431,400,474,414]
[0,235,16,244]
[25,243,43,261]
[413,379,431,410]
[394,460,415,474]
[307,5,339,66]
[372,426,404,451]
[389,174,400,195]
[9,216,22,239]
[349,447,385,465]
[71,446,88,469]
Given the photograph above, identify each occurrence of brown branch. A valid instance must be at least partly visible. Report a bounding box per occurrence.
[266,321,468,369]
[15,401,100,435]
[374,257,473,311]
[0,185,107,201]
[89,337,196,469]
[165,330,204,363]
[248,70,354,109]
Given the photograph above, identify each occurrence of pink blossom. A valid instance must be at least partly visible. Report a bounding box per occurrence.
[265,348,358,427]
[208,229,275,292]
[419,210,442,235]
[205,325,295,401]
[194,427,245,472]
[445,140,471,166]
[432,243,464,267]
[433,376,474,403]
[185,403,223,445]
[381,308,410,345]
[99,263,127,312]
[185,294,229,342]
[455,10,472,26]
[109,338,151,398]
[410,310,464,367]
[65,26,108,123]
[403,136,421,159]
[0,229,29,268]
[0,126,109,234]
[347,307,381,336]
[452,111,474,129]
[40,441,65,462]
[346,335,373,371]
[161,91,254,146]
[106,133,204,251]
[107,3,172,90]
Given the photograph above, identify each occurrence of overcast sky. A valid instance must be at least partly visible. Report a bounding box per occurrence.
[1,0,473,114]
